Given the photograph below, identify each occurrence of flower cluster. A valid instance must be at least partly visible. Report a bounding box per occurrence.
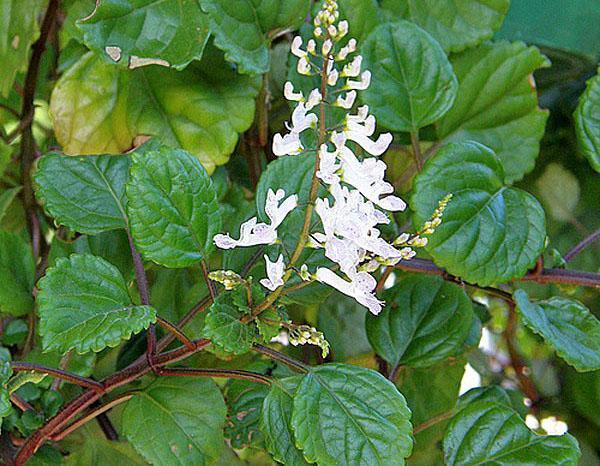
[288,324,330,357]
[212,0,446,317]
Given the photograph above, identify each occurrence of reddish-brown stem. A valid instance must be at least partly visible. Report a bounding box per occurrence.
[158,368,272,386]
[11,362,103,392]
[564,228,600,263]
[395,258,600,288]
[253,344,309,373]
[155,296,212,353]
[155,316,195,350]
[50,350,73,391]
[50,394,133,442]
[201,259,217,301]
[376,267,393,292]
[10,394,34,413]
[504,304,540,409]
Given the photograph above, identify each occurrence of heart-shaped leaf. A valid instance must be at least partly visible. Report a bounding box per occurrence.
[444,401,580,465]
[126,145,221,268]
[34,153,130,234]
[411,141,546,286]
[292,364,413,466]
[514,290,600,372]
[37,254,156,354]
[362,21,458,132]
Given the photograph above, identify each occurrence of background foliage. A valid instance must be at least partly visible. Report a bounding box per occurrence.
[0,0,598,465]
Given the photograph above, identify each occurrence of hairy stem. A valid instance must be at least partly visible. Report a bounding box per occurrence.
[158,367,272,386]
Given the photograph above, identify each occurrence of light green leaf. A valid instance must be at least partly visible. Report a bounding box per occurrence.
[261,376,309,466]
[50,49,259,174]
[126,145,221,268]
[514,290,600,372]
[0,186,21,224]
[411,141,546,286]
[396,361,465,466]
[366,275,474,368]
[0,0,41,96]
[201,0,310,74]
[0,231,35,316]
[123,377,226,466]
[574,69,600,173]
[380,0,509,53]
[292,364,413,466]
[444,401,580,465]
[203,297,255,355]
[535,163,580,222]
[78,0,210,70]
[362,21,457,132]
[37,254,156,354]
[34,153,130,234]
[437,41,550,183]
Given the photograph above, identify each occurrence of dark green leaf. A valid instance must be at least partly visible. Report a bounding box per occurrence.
[514,290,600,372]
[574,70,600,173]
[567,369,600,428]
[123,377,226,466]
[444,401,580,465]
[127,145,221,268]
[50,49,259,174]
[0,347,12,429]
[261,376,309,466]
[362,21,457,132]
[34,153,130,234]
[458,386,512,411]
[292,364,413,466]
[0,186,21,224]
[380,0,509,53]
[0,231,35,316]
[37,254,156,354]
[411,141,546,286]
[366,275,474,368]
[201,0,310,74]
[437,41,550,182]
[78,0,210,70]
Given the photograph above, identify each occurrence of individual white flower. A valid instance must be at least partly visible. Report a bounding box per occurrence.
[305,89,322,110]
[214,217,277,249]
[284,81,303,102]
[272,132,302,156]
[288,102,318,133]
[337,38,357,60]
[265,189,298,229]
[334,90,357,109]
[297,56,311,75]
[328,24,337,37]
[343,106,392,156]
[327,68,339,86]
[345,70,371,90]
[322,39,333,56]
[260,254,285,291]
[316,268,383,315]
[337,20,349,38]
[316,144,341,185]
[341,55,362,78]
[307,39,316,55]
[291,36,306,58]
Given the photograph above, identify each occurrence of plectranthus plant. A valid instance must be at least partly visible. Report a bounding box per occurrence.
[0,0,597,464]
[213,0,447,319]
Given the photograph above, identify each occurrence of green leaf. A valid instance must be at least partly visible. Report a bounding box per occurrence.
[535,163,580,222]
[34,153,130,234]
[0,231,35,316]
[567,370,600,428]
[396,361,465,466]
[201,0,310,74]
[123,377,226,466]
[362,21,457,132]
[458,386,512,411]
[0,186,21,224]
[261,376,309,466]
[411,141,546,286]
[37,254,156,354]
[514,290,600,372]
[334,0,381,43]
[203,298,255,355]
[0,0,41,96]
[0,347,12,428]
[366,275,474,368]
[574,69,600,173]
[292,364,413,466]
[126,145,221,268]
[444,401,581,465]
[380,0,509,53]
[78,0,210,70]
[436,41,550,183]
[50,49,259,174]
